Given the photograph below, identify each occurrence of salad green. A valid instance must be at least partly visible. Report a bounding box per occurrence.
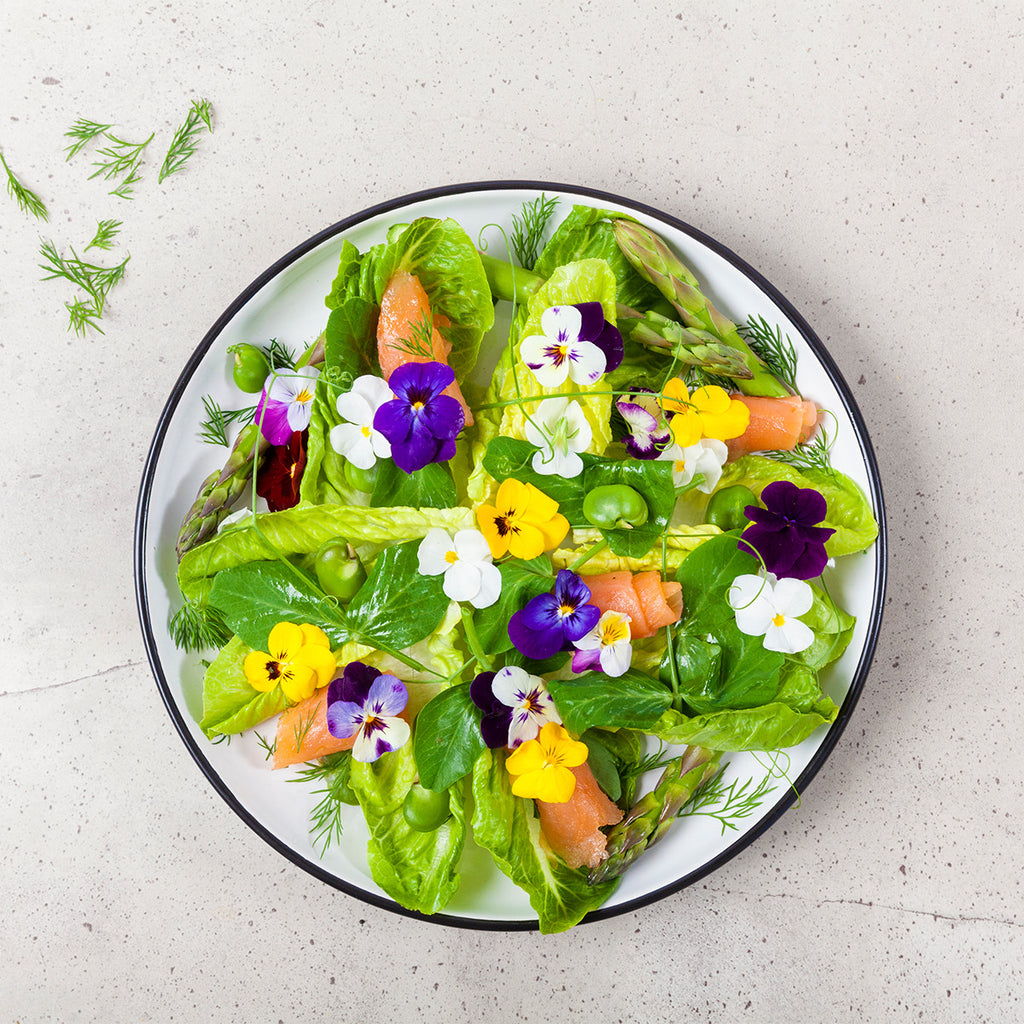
[168,196,878,932]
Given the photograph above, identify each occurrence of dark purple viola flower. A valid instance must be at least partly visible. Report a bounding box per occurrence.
[469,670,513,748]
[508,569,601,660]
[615,388,672,459]
[575,301,624,372]
[373,361,465,473]
[326,660,410,763]
[739,480,836,580]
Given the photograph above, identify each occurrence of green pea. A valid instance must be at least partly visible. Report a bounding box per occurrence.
[314,537,367,602]
[402,784,451,832]
[343,459,379,494]
[583,484,649,530]
[705,484,759,532]
[228,343,271,393]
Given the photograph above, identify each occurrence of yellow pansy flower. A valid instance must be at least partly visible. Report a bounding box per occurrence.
[659,379,749,448]
[476,478,570,560]
[505,722,589,803]
[243,621,337,704]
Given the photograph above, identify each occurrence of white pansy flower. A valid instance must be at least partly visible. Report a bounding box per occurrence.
[571,610,633,677]
[416,528,502,609]
[519,305,607,388]
[490,666,562,748]
[659,438,728,493]
[523,397,593,478]
[727,572,815,654]
[329,375,393,470]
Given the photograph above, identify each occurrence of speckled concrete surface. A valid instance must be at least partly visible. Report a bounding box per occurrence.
[2,1,1021,1021]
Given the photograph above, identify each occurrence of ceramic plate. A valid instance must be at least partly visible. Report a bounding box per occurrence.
[135,181,886,929]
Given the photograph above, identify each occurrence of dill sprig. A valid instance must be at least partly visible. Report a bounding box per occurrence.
[254,731,277,762]
[198,395,257,446]
[291,752,356,856]
[392,310,436,360]
[86,218,122,251]
[64,118,114,160]
[740,315,798,392]
[761,414,836,474]
[678,765,777,835]
[38,239,130,319]
[158,98,213,183]
[265,337,296,371]
[1,148,48,221]
[65,297,104,336]
[168,597,233,653]
[89,130,154,198]
[510,193,558,269]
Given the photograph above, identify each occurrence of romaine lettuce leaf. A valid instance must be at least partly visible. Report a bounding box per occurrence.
[198,635,288,737]
[470,748,619,933]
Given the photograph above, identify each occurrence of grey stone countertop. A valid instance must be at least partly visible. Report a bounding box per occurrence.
[2,1,1020,1021]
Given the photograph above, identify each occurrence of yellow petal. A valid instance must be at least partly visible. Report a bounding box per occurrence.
[660,377,690,415]
[512,765,577,802]
[669,408,702,448]
[521,481,560,523]
[299,623,331,649]
[280,664,317,704]
[495,477,527,514]
[476,504,510,558]
[537,512,570,551]
[690,385,731,414]
[506,521,546,560]
[295,644,338,690]
[243,650,279,692]
[505,738,546,777]
[268,621,304,659]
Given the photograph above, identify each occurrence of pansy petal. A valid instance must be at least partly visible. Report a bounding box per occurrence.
[453,529,492,564]
[566,341,606,386]
[540,303,583,342]
[470,562,502,609]
[599,642,633,677]
[336,389,374,426]
[506,520,547,561]
[417,528,456,576]
[490,666,534,707]
[571,647,602,673]
[326,700,363,739]
[764,616,815,654]
[773,576,814,617]
[443,559,482,602]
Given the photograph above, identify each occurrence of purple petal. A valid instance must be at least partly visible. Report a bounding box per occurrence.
[480,709,512,748]
[470,671,498,712]
[762,480,828,526]
[365,674,408,717]
[326,700,363,739]
[571,647,602,673]
[254,395,294,446]
[575,302,606,343]
[554,569,593,610]
[517,592,563,632]
[334,661,381,705]
[418,392,465,440]
[508,608,564,660]
[785,541,831,580]
[390,425,443,473]
[560,602,601,643]
[389,360,455,401]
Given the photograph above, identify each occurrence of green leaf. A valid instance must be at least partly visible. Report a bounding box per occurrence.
[471,748,619,933]
[412,683,486,791]
[547,670,673,734]
[583,458,676,558]
[652,700,838,751]
[787,585,856,672]
[472,555,554,654]
[208,561,348,651]
[371,459,457,510]
[199,635,289,737]
[324,238,364,311]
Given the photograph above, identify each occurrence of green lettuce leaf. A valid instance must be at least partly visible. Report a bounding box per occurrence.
[349,743,466,916]
[470,748,619,933]
[198,635,289,737]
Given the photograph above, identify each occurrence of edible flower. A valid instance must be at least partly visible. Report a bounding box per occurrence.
[740,480,835,580]
[372,361,465,473]
[571,610,633,677]
[658,438,729,493]
[727,572,815,654]
[476,477,570,560]
[615,388,672,459]
[255,430,307,511]
[243,621,336,704]
[523,397,592,478]
[254,365,321,446]
[508,569,601,661]
[470,666,561,748]
[504,722,589,803]
[329,374,393,469]
[325,660,411,763]
[519,302,622,388]
[417,528,502,609]
[659,380,749,448]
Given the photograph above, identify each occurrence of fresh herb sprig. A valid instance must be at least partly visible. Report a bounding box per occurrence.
[291,753,357,856]
[38,239,130,325]
[65,296,105,336]
[1,148,48,220]
[89,131,154,199]
[64,118,114,160]
[678,766,777,835]
[168,596,233,653]
[740,315,798,392]
[762,415,836,474]
[86,218,122,252]
[510,193,558,269]
[198,395,258,447]
[159,98,213,183]
[393,310,437,360]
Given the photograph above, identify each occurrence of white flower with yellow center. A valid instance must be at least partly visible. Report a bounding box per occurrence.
[329,375,393,469]
[659,438,729,493]
[727,572,815,654]
[416,528,502,609]
[571,610,633,677]
[523,397,593,478]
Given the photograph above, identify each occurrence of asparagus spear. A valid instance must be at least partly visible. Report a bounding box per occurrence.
[612,219,792,397]
[175,336,326,561]
[618,305,754,381]
[588,745,720,885]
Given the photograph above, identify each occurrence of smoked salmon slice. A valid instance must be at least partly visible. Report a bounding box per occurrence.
[726,393,818,458]
[537,763,624,870]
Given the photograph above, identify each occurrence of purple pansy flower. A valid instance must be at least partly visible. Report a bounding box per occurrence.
[508,569,601,661]
[372,361,465,473]
[470,666,562,749]
[739,480,836,580]
[519,302,623,388]
[615,387,672,459]
[325,661,410,763]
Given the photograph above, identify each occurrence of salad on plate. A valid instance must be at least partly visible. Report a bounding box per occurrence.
[164,194,879,932]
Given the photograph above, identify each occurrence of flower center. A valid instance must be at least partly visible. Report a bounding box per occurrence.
[558,602,576,618]
[361,425,371,437]
[494,513,518,538]
[772,613,786,627]
[295,388,313,404]
[600,617,629,646]
[444,550,459,564]
[411,400,425,412]
[265,659,282,680]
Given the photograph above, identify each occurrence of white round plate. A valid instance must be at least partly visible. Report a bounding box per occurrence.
[135,181,886,929]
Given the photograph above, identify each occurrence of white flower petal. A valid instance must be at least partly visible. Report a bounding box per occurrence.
[443,560,483,602]
[540,304,582,342]
[491,666,534,707]
[330,423,374,467]
[470,563,502,609]
[763,616,815,654]
[453,529,492,564]
[600,642,633,677]
[773,576,814,617]
[566,340,606,386]
[336,389,374,426]
[417,528,456,576]
[352,374,393,410]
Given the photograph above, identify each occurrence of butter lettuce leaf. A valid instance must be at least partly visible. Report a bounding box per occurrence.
[198,635,289,737]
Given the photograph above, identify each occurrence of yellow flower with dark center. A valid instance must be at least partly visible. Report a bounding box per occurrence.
[476,478,570,560]
[504,721,589,803]
[243,621,337,704]
[659,379,749,448]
